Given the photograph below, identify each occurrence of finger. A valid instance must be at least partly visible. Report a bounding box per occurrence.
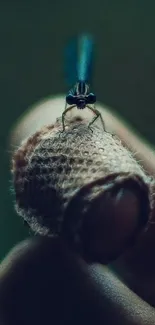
[63,174,149,264]
[0,237,155,325]
[9,95,113,147]
[11,115,151,264]
[9,95,155,305]
[9,95,155,176]
[9,95,65,148]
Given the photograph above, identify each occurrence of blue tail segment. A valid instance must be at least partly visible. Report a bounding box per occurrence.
[77,34,94,83]
[64,34,94,87]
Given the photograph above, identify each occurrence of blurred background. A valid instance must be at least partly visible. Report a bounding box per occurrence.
[0,0,155,260]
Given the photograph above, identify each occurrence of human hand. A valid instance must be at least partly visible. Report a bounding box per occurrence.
[2,95,155,324]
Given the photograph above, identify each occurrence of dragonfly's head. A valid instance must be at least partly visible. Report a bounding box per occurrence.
[76,93,96,109]
[66,93,86,109]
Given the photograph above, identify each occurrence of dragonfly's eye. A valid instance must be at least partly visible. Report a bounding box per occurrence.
[87,93,96,104]
[66,94,76,105]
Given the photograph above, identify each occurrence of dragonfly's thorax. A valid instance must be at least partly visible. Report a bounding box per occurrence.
[75,81,89,96]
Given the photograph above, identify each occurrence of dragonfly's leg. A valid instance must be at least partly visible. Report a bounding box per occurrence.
[61,105,76,132]
[87,105,106,132]
[64,101,67,111]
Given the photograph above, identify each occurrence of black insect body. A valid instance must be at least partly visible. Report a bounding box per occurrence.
[66,81,96,109]
[62,35,106,132]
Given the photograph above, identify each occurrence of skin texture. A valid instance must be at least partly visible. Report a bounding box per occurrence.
[0,236,155,325]
[5,95,155,324]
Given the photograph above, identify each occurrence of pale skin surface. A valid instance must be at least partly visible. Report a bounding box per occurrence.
[6,95,155,324]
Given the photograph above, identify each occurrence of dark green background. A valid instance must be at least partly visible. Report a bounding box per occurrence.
[1,0,155,260]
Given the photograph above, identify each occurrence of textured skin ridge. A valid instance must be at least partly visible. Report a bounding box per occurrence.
[11,117,152,236]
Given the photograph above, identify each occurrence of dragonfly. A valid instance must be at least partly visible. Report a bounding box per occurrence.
[62,34,106,132]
